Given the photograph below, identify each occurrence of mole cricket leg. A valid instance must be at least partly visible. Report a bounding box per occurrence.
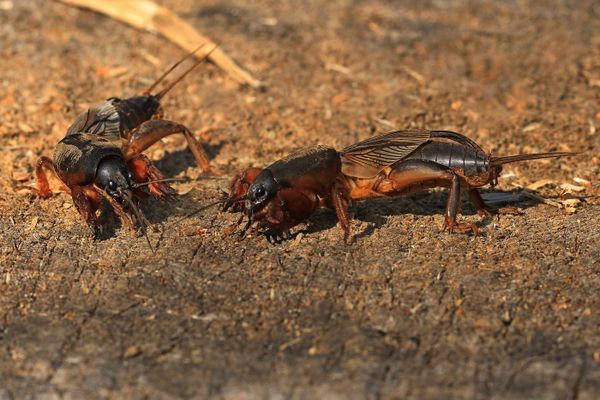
[123,119,211,173]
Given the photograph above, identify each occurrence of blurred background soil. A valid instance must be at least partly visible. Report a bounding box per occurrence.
[1,0,600,398]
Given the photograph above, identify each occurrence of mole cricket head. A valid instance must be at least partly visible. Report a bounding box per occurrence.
[247,169,280,214]
[95,156,135,201]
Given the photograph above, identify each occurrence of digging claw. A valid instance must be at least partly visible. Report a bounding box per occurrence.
[266,232,277,244]
[265,229,292,244]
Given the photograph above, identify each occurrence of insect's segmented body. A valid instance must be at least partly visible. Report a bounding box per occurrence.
[226,146,343,242]
[35,47,216,243]
[405,141,491,180]
[226,129,574,242]
[341,130,502,200]
[111,96,162,135]
[264,145,341,196]
[66,96,161,139]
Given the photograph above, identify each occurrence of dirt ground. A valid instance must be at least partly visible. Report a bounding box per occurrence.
[1,0,600,398]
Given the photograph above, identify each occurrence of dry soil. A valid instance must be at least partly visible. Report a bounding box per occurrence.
[1,0,600,399]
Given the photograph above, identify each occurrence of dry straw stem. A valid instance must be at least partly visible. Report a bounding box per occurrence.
[58,0,263,89]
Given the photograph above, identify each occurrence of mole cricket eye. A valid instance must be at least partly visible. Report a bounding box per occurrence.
[255,186,266,198]
[108,180,117,191]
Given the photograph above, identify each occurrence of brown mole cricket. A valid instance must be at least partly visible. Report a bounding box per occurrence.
[223,129,575,243]
[33,45,217,243]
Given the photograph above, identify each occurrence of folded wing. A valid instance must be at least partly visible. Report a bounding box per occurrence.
[340,129,486,178]
[340,130,431,178]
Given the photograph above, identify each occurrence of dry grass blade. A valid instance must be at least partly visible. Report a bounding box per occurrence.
[57,0,263,88]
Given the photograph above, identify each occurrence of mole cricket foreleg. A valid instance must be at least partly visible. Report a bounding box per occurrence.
[127,154,177,200]
[105,196,139,236]
[224,167,263,212]
[71,185,103,237]
[262,188,319,243]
